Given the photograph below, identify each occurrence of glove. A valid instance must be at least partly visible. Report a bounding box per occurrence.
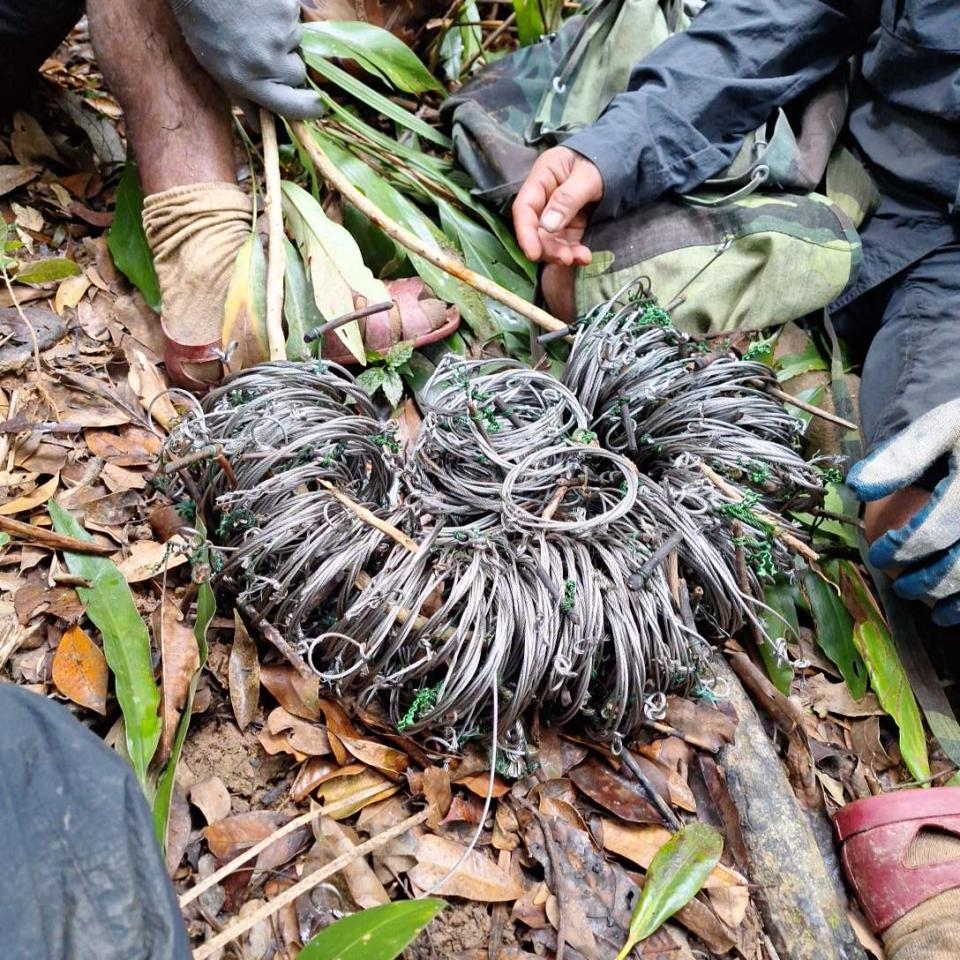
[847,398,960,625]
[170,0,323,118]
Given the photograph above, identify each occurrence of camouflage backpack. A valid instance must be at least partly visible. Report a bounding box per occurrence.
[441,0,876,333]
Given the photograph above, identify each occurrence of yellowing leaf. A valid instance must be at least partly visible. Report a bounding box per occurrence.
[52,624,108,715]
[222,231,269,372]
[282,181,391,364]
[407,834,524,902]
[0,473,59,516]
[54,273,92,315]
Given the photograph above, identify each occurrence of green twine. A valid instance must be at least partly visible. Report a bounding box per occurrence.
[561,579,577,613]
[397,684,441,733]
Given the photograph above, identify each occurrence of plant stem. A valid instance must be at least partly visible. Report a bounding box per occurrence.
[260,109,287,361]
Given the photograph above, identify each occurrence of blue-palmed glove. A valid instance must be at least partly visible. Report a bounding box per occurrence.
[170,0,323,118]
[847,399,960,625]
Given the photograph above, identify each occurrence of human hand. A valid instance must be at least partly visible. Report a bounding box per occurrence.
[170,0,323,118]
[848,398,960,624]
[512,146,603,266]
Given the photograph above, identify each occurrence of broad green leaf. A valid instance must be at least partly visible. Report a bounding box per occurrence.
[15,257,81,285]
[758,579,799,696]
[853,619,929,783]
[513,0,547,46]
[302,21,442,94]
[837,561,930,783]
[153,539,214,847]
[386,340,415,369]
[776,338,828,382]
[615,824,723,959]
[283,180,393,364]
[356,367,387,396]
[298,900,445,960]
[314,134,501,342]
[791,483,860,549]
[438,0,482,81]
[302,59,450,149]
[48,500,161,792]
[283,237,321,361]
[800,567,868,700]
[782,384,825,429]
[382,368,404,407]
[0,532,9,550]
[107,161,161,311]
[222,231,269,369]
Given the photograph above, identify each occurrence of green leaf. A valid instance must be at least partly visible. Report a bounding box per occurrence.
[615,824,723,959]
[836,561,930,783]
[14,257,81,285]
[107,161,161,311]
[382,368,404,408]
[800,566,868,700]
[776,338,829,382]
[283,237,321,361]
[48,500,161,792]
[513,0,547,46]
[758,578,799,696]
[782,384,825,429]
[298,900,446,960]
[386,339,415,369]
[0,531,9,551]
[302,58,450,149]
[356,366,387,396]
[438,0,482,82]
[153,539,214,848]
[302,21,442,94]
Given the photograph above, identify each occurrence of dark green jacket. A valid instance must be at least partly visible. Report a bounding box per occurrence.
[566,0,960,303]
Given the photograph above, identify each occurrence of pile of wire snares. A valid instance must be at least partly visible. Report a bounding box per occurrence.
[160,279,825,763]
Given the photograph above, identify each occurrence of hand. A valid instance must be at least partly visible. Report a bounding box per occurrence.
[847,398,960,624]
[512,146,604,266]
[170,0,323,118]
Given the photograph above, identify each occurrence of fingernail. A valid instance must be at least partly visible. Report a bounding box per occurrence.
[541,211,563,232]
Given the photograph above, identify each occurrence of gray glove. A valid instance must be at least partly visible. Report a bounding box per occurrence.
[170,0,323,118]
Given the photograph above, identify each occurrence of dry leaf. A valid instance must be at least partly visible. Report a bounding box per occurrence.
[266,706,330,756]
[408,834,523,902]
[315,767,398,820]
[85,425,162,466]
[116,536,189,583]
[422,766,452,828]
[318,818,390,909]
[204,811,285,860]
[0,164,41,198]
[54,274,91,316]
[0,473,59,516]
[707,883,750,929]
[127,348,177,429]
[228,612,260,731]
[454,770,510,799]
[190,776,232,826]
[259,662,321,720]
[291,756,340,802]
[156,596,200,762]
[664,696,737,752]
[569,757,667,825]
[802,674,884,719]
[52,624,108,715]
[337,734,409,780]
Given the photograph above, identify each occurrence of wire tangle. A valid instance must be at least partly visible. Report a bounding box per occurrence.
[160,283,825,755]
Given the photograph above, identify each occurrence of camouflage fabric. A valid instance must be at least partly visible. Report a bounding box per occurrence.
[576,192,862,334]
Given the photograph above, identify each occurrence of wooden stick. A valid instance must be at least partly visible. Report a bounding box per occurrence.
[290,122,567,335]
[260,109,287,361]
[238,602,315,681]
[191,808,431,959]
[698,462,820,564]
[0,515,115,555]
[180,807,322,907]
[766,386,857,432]
[318,479,420,554]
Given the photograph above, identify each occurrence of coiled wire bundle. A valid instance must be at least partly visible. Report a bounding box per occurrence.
[160,286,824,753]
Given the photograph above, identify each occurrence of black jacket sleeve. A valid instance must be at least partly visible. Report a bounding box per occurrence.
[565,0,881,219]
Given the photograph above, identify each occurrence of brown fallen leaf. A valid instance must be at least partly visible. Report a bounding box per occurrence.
[394,396,422,455]
[708,882,750,929]
[127,347,177,430]
[337,734,409,780]
[802,674,884,719]
[166,785,193,875]
[54,274,91,316]
[317,698,363,764]
[155,596,201,763]
[408,834,524,902]
[116,536,189,583]
[664,696,737,752]
[260,663,321,720]
[632,750,697,813]
[229,613,260,731]
[454,770,510,799]
[315,767,398,821]
[85,425,162,466]
[422,766,452,829]
[569,756,667,825]
[0,164,41,198]
[51,624,107,715]
[317,818,390,909]
[190,776,232,826]
[204,811,285,860]
[266,706,330,756]
[291,756,340,802]
[0,473,59,516]
[441,793,486,826]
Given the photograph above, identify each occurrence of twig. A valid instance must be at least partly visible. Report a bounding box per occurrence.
[0,515,115,555]
[698,462,819,564]
[191,808,431,959]
[303,301,394,343]
[766,386,857,431]
[290,122,567,335]
[619,748,682,830]
[260,109,287,361]
[237,603,315,681]
[180,807,322,907]
[318,479,420,554]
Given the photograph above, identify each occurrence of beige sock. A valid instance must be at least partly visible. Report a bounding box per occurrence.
[142,181,252,347]
[882,830,960,960]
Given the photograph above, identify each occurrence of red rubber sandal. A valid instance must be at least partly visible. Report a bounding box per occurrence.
[320,278,460,366]
[835,786,960,933]
[161,317,224,393]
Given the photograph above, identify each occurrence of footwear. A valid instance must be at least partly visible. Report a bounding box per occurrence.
[320,277,460,365]
[835,786,960,933]
[160,317,223,392]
